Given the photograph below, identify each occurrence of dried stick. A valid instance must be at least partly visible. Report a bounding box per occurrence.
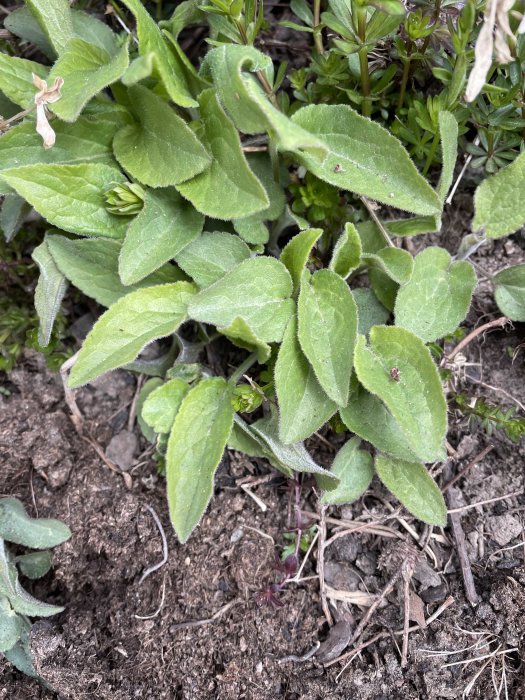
[442,445,494,492]
[138,505,169,584]
[443,463,480,606]
[170,599,240,631]
[444,317,509,364]
[318,504,333,627]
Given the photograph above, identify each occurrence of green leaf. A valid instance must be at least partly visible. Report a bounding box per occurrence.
[0,498,71,549]
[321,437,373,505]
[280,228,322,293]
[220,317,271,363]
[0,596,22,653]
[113,85,210,188]
[369,268,398,311]
[115,0,197,107]
[249,413,339,491]
[473,151,525,238]
[47,235,184,307]
[175,231,251,288]
[232,218,269,245]
[122,52,155,85]
[0,543,63,618]
[0,193,30,242]
[188,256,294,342]
[0,53,47,109]
[3,623,37,679]
[137,377,164,442]
[25,0,74,55]
[394,247,476,343]
[375,454,447,526]
[437,111,458,203]
[1,163,128,238]
[32,239,68,346]
[298,269,358,406]
[340,378,419,461]
[275,316,337,444]
[329,222,362,278]
[69,282,197,387]
[352,288,390,336]
[166,378,234,543]
[291,104,441,216]
[0,115,126,174]
[142,379,190,434]
[177,90,269,219]
[354,327,447,462]
[228,419,270,460]
[493,263,525,321]
[49,38,129,122]
[362,247,414,285]
[203,45,326,158]
[15,551,53,580]
[119,188,204,285]
[4,8,55,59]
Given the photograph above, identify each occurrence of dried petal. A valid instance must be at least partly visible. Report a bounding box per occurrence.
[35,104,56,150]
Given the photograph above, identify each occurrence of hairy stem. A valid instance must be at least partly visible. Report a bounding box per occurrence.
[313,0,324,53]
[229,352,259,384]
[422,132,440,176]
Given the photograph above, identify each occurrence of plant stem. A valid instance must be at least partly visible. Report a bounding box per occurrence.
[397,44,412,112]
[313,0,324,53]
[269,138,280,184]
[360,197,395,248]
[422,132,440,176]
[356,6,371,117]
[0,106,34,132]
[230,352,259,384]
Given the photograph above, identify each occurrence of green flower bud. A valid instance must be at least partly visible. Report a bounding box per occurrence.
[105,182,145,216]
[232,384,263,413]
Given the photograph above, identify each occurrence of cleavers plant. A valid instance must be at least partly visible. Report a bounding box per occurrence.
[1,0,525,544]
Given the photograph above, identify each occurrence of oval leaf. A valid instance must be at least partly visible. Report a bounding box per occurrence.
[188,257,294,342]
[291,104,441,216]
[321,437,373,505]
[275,316,337,444]
[175,231,251,288]
[69,282,196,387]
[375,454,447,526]
[142,379,190,435]
[0,498,71,549]
[354,327,447,462]
[395,247,476,342]
[280,228,322,293]
[493,263,525,321]
[298,269,358,406]
[166,378,234,543]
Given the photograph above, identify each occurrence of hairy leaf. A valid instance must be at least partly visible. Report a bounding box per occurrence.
[177,90,269,219]
[395,247,476,342]
[0,54,47,109]
[0,193,30,242]
[188,257,294,342]
[292,105,441,215]
[249,413,339,490]
[119,188,204,284]
[473,150,525,238]
[115,0,197,107]
[0,596,22,653]
[69,282,196,387]
[220,317,271,363]
[136,377,164,443]
[375,455,447,526]
[493,263,525,321]
[275,316,337,444]
[49,38,129,121]
[354,327,447,462]
[352,288,390,336]
[362,247,414,285]
[280,228,322,293]
[25,0,74,55]
[340,379,419,460]
[113,86,210,188]
[321,437,373,505]
[0,498,71,549]
[32,239,68,346]
[166,378,234,543]
[298,269,358,405]
[142,378,190,434]
[175,231,251,288]
[47,235,184,307]
[329,222,362,278]
[15,551,53,580]
[437,111,458,203]
[1,163,128,238]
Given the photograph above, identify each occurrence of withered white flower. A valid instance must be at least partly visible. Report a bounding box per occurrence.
[32,74,64,149]
[465,0,515,103]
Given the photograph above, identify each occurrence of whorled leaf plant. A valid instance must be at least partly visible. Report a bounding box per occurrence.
[2,0,521,545]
